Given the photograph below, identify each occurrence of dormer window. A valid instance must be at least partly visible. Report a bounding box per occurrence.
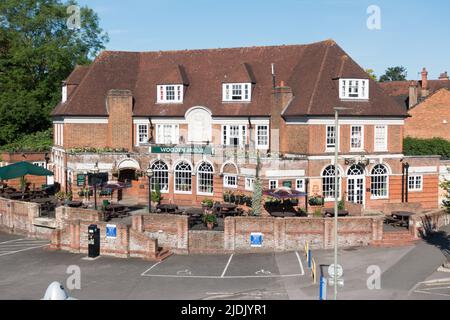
[222,83,251,102]
[62,85,67,103]
[339,79,369,100]
[157,84,183,103]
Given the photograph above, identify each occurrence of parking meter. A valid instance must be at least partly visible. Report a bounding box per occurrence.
[88,224,100,258]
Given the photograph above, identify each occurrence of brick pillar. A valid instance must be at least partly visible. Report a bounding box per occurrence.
[70,221,81,253]
[49,229,61,250]
[224,217,235,251]
[177,216,188,252]
[121,225,130,257]
[274,218,285,251]
[132,215,144,232]
[372,217,383,241]
[323,219,333,249]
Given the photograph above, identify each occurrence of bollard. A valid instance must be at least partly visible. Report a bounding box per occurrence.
[319,276,327,300]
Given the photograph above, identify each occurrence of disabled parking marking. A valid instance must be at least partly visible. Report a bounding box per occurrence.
[141,252,307,279]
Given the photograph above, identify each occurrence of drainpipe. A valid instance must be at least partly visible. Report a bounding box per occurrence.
[405,162,409,203]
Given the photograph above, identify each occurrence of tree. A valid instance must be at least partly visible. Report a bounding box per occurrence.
[365,69,377,81]
[0,0,108,147]
[440,171,450,213]
[379,66,407,82]
[251,178,263,216]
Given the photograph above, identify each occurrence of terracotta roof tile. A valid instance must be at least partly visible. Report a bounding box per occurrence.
[52,40,407,118]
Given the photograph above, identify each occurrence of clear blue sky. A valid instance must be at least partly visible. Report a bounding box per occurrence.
[77,0,450,80]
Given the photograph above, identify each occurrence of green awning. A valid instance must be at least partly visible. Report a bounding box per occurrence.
[0,161,54,180]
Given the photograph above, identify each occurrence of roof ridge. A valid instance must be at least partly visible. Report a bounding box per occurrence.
[98,39,333,55]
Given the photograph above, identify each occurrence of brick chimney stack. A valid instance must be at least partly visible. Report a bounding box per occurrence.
[439,71,449,80]
[421,67,429,98]
[271,81,292,154]
[408,81,418,109]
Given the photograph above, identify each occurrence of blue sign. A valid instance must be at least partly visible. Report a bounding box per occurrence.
[320,276,327,300]
[250,232,263,247]
[106,224,117,239]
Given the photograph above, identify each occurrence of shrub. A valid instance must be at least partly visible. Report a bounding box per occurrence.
[313,209,322,217]
[403,137,450,159]
[201,198,214,208]
[308,195,324,206]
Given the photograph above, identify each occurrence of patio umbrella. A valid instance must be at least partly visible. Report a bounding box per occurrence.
[263,186,307,199]
[0,161,53,180]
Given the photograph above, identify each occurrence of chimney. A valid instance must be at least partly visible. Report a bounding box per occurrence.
[106,89,134,151]
[408,81,418,108]
[271,81,293,154]
[421,67,429,98]
[439,71,449,80]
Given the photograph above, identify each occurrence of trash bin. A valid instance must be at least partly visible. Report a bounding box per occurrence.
[88,224,100,258]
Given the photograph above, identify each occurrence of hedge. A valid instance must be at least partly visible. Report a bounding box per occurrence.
[403,137,450,159]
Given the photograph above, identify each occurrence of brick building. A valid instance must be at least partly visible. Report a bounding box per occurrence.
[51,40,440,210]
[380,68,450,140]
[0,152,52,188]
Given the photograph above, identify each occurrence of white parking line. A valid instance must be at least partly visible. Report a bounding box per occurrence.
[0,238,25,244]
[0,242,49,248]
[141,273,305,279]
[141,261,162,276]
[295,251,305,276]
[221,254,234,278]
[0,244,49,257]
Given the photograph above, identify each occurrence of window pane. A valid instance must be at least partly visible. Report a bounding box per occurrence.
[175,162,192,192]
[326,126,336,148]
[151,161,169,192]
[198,162,214,194]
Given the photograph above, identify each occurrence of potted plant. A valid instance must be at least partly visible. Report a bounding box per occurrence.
[223,190,232,203]
[201,198,214,209]
[151,183,162,205]
[204,212,217,230]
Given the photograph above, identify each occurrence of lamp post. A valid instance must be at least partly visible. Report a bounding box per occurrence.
[91,162,100,210]
[44,153,50,186]
[333,106,350,300]
[146,166,154,213]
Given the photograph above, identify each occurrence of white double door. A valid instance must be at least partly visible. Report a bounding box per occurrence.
[347,176,364,205]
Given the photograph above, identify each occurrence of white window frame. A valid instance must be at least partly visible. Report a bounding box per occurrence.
[155,124,179,145]
[339,79,369,100]
[325,125,340,151]
[222,83,252,102]
[157,84,183,103]
[322,165,342,202]
[408,175,423,192]
[350,125,364,151]
[269,180,278,190]
[255,125,269,149]
[370,164,389,200]
[295,179,305,192]
[137,124,149,145]
[32,162,46,167]
[150,160,169,194]
[223,174,238,189]
[197,162,214,196]
[222,125,247,147]
[174,161,192,194]
[374,125,388,152]
[245,177,255,191]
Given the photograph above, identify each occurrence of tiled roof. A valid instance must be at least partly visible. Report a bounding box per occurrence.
[52,40,407,118]
[380,79,450,108]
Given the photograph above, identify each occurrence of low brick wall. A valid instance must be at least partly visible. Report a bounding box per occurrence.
[51,210,158,260]
[0,197,53,239]
[410,209,450,238]
[188,231,226,254]
[132,214,188,254]
[224,216,383,253]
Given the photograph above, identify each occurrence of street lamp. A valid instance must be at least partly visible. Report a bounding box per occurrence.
[146,165,154,213]
[91,162,100,210]
[333,106,351,300]
[44,153,50,186]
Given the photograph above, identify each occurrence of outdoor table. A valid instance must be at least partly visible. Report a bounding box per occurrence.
[157,204,179,213]
[103,203,129,220]
[32,197,53,204]
[7,192,30,200]
[323,209,349,217]
[391,211,414,227]
[66,201,83,208]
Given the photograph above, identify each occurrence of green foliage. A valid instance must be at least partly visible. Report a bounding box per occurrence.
[68,147,129,154]
[201,198,214,208]
[440,171,450,213]
[0,0,108,147]
[379,66,407,82]
[338,200,345,211]
[403,137,450,159]
[308,195,324,206]
[365,68,377,81]
[251,178,263,216]
[19,176,28,191]
[313,209,322,217]
[151,183,162,204]
[0,128,52,152]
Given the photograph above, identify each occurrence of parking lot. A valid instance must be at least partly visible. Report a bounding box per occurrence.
[0,230,449,300]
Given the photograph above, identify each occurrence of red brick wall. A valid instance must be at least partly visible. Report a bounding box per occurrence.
[405,89,450,140]
[64,124,108,149]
